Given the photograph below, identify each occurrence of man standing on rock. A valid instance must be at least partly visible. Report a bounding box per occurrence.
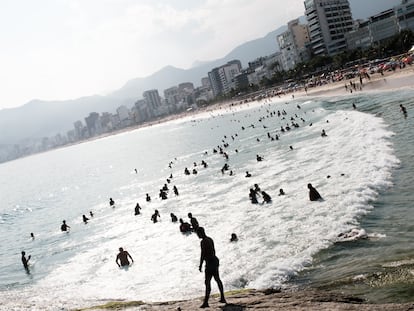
[196,227,226,308]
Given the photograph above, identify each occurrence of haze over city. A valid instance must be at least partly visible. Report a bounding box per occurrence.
[0,0,401,110]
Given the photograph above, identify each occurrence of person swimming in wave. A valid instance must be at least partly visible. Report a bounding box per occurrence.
[179,218,192,233]
[21,251,31,271]
[89,211,94,217]
[30,232,35,240]
[134,203,141,215]
[151,210,160,223]
[279,188,285,196]
[82,214,89,224]
[400,104,407,117]
[245,171,252,178]
[116,247,134,268]
[60,220,70,232]
[321,129,327,137]
[230,233,238,242]
[261,191,272,203]
[256,154,263,162]
[308,183,322,201]
[146,193,151,202]
[173,185,179,196]
[109,198,115,207]
[170,213,178,222]
[188,212,199,232]
[249,188,258,204]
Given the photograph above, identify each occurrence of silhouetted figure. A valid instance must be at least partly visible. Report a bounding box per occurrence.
[134,203,141,215]
[196,227,226,308]
[173,185,179,196]
[249,188,258,204]
[30,232,35,240]
[321,129,327,137]
[60,220,70,232]
[400,104,407,117]
[116,247,134,267]
[256,154,263,162]
[179,218,192,233]
[188,212,199,232]
[146,193,151,202]
[279,188,285,196]
[245,171,252,178]
[230,233,238,242]
[159,189,168,200]
[89,211,94,217]
[134,168,138,174]
[21,251,31,270]
[261,191,272,203]
[308,183,322,201]
[82,214,89,224]
[109,198,115,207]
[254,184,261,193]
[184,167,191,175]
[170,213,178,222]
[352,103,357,109]
[151,210,160,223]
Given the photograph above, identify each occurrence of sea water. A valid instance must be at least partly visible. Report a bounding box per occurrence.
[0,89,413,310]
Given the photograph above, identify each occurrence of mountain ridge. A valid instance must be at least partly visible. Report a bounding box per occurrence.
[0,25,285,144]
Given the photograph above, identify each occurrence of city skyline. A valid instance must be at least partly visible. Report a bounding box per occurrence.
[0,0,400,110]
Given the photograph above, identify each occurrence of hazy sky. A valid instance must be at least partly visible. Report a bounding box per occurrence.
[0,0,402,110]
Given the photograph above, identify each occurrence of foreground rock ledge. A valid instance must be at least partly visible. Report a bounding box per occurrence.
[76,289,414,310]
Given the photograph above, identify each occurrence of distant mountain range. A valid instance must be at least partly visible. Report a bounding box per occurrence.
[0,25,286,145]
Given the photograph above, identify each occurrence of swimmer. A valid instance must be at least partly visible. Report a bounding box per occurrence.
[116,247,134,267]
[30,232,35,240]
[179,218,192,233]
[308,183,322,201]
[151,210,160,223]
[245,171,252,178]
[82,214,89,224]
[261,191,272,203]
[173,185,179,196]
[170,213,178,222]
[230,233,238,242]
[400,104,407,117]
[146,193,151,202]
[60,220,70,232]
[134,203,141,215]
[256,155,263,162]
[109,198,115,207]
[321,129,327,137]
[279,188,285,196]
[188,213,199,231]
[89,211,94,217]
[21,251,31,270]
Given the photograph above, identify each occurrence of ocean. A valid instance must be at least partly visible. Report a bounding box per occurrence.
[0,89,413,310]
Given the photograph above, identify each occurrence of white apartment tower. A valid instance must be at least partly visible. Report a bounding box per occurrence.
[304,0,354,56]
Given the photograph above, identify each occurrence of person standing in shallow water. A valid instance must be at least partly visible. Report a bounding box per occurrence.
[308,183,322,201]
[116,247,134,267]
[21,251,31,270]
[196,227,226,308]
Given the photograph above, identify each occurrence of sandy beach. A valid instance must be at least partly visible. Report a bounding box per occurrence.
[68,67,414,311]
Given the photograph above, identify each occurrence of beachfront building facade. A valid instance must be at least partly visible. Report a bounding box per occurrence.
[345,0,414,51]
[277,19,310,71]
[304,0,354,56]
[143,89,162,117]
[208,60,242,97]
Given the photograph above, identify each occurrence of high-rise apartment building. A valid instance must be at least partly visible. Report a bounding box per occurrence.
[277,19,310,71]
[304,0,354,56]
[208,60,242,97]
[143,89,162,110]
